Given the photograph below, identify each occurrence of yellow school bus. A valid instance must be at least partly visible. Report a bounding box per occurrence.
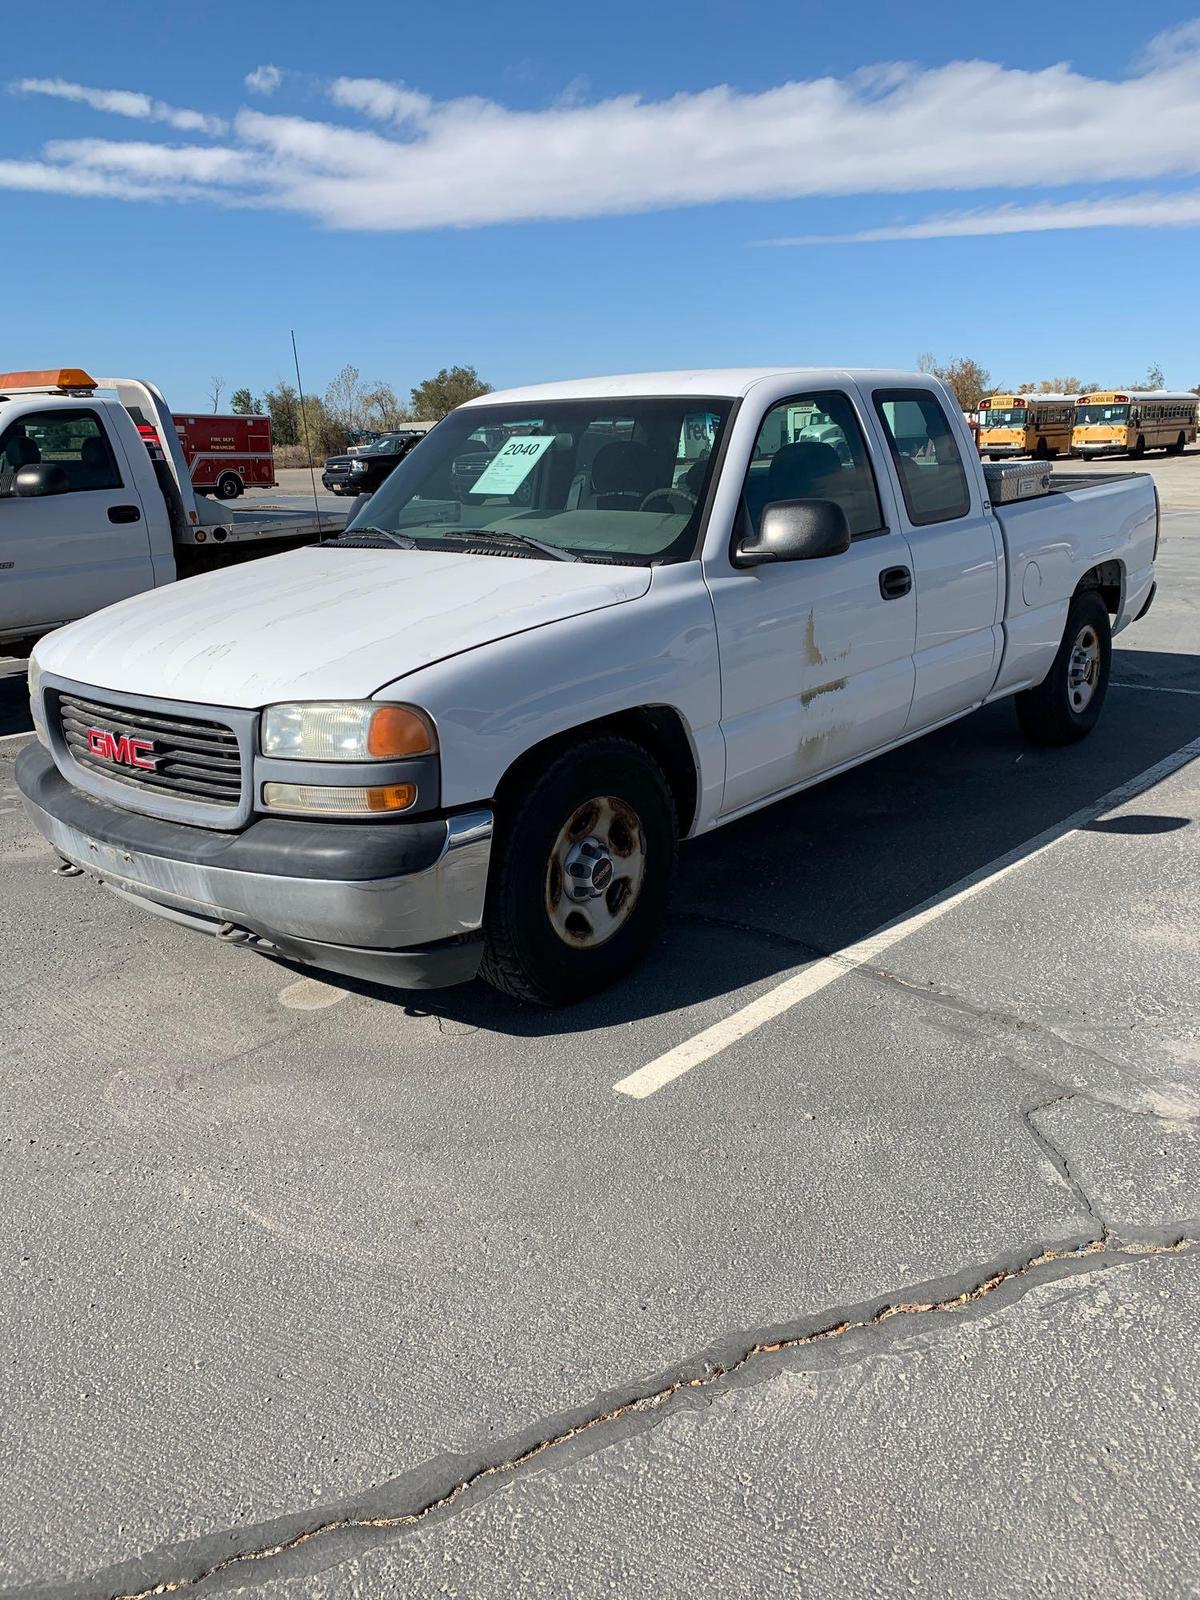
[977,394,1076,460]
[1073,391,1198,458]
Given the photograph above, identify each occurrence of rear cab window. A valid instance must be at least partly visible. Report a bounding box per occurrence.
[873,389,970,526]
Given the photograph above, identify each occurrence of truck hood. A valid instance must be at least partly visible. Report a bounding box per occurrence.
[34,546,652,707]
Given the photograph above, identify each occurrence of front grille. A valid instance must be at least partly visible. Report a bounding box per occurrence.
[56,691,243,809]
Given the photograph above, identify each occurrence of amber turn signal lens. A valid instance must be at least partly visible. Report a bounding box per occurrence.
[261,782,417,815]
[367,705,437,758]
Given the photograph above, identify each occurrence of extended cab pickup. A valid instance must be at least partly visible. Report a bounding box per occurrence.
[0,370,343,650]
[18,369,1159,1004]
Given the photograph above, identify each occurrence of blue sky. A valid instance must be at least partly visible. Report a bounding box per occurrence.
[3,0,1199,409]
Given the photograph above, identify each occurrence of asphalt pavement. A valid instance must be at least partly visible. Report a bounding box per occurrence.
[0,461,1197,1597]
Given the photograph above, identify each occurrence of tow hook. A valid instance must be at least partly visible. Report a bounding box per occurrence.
[54,859,84,878]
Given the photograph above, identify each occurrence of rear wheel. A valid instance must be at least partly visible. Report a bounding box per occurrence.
[1016,590,1111,746]
[216,472,243,499]
[480,736,678,1005]
[1168,432,1186,456]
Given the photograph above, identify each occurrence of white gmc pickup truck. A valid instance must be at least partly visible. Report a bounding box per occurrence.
[18,369,1158,1004]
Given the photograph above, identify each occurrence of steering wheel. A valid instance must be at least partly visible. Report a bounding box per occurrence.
[638,486,698,515]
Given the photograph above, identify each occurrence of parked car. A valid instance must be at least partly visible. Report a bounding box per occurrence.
[20,368,1157,1006]
[321,431,426,496]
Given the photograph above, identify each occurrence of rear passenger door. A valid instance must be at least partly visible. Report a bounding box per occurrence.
[706,388,917,815]
[0,407,154,634]
[871,388,1003,732]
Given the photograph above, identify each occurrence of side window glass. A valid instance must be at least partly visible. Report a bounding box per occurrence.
[743,391,884,538]
[873,389,970,526]
[0,408,122,496]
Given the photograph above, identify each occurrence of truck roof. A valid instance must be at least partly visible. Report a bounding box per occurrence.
[464,368,928,407]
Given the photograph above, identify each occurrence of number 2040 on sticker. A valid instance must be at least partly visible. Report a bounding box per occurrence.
[470,434,556,496]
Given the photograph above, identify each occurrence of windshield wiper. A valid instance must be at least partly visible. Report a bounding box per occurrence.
[441,528,579,562]
[323,526,417,549]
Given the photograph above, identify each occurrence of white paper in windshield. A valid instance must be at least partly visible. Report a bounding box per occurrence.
[470,435,555,496]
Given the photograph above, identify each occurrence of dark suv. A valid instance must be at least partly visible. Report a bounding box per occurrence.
[321,431,427,496]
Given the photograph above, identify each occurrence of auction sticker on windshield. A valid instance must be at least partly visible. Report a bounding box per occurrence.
[471,435,555,496]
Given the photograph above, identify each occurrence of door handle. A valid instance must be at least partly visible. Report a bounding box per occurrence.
[108,504,141,524]
[879,565,912,600]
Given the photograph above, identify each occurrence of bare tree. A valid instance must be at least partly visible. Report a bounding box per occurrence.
[208,375,225,413]
[1130,363,1165,392]
[362,381,413,431]
[324,364,371,434]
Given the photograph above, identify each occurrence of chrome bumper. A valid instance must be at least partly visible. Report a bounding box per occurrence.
[18,745,493,989]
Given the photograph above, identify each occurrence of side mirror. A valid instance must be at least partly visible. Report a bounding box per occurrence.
[15,462,71,498]
[736,498,851,567]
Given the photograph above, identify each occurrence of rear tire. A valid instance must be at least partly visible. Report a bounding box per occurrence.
[216,472,242,500]
[1168,432,1186,456]
[1016,590,1111,746]
[480,736,678,1006]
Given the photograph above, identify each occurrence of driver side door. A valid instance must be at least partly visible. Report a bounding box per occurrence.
[705,388,917,817]
[0,408,155,637]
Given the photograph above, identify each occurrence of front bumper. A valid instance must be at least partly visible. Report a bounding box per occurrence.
[17,744,492,989]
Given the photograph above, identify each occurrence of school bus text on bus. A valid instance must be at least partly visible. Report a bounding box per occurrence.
[1073,391,1198,458]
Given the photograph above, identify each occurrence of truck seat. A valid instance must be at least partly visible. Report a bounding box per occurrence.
[569,440,659,510]
[745,440,842,531]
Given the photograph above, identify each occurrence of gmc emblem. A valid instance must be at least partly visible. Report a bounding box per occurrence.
[86,727,157,771]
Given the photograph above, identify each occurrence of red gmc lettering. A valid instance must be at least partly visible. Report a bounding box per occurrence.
[85,729,156,770]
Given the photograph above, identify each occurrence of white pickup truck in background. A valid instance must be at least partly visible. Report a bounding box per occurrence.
[18,368,1158,1004]
[0,369,344,650]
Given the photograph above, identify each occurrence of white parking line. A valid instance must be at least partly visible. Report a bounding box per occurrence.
[1111,681,1200,696]
[0,730,32,743]
[614,734,1200,1100]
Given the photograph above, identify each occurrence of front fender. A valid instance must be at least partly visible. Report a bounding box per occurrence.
[374,566,725,836]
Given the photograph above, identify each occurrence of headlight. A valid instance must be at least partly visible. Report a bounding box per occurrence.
[261,701,436,761]
[351,458,368,472]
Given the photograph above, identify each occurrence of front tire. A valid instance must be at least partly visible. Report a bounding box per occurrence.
[1016,590,1112,746]
[480,736,678,1005]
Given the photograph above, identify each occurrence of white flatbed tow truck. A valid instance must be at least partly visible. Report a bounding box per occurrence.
[0,368,345,650]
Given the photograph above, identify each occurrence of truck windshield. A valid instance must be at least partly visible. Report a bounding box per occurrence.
[340,397,732,564]
[1076,405,1129,425]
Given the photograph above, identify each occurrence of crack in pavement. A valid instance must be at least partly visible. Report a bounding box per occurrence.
[17,1233,1197,1600]
[1019,1094,1109,1242]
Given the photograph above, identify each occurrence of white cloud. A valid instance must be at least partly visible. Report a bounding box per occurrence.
[245,64,283,96]
[44,138,256,185]
[329,76,432,125]
[4,26,1200,236]
[757,189,1200,245]
[11,77,225,135]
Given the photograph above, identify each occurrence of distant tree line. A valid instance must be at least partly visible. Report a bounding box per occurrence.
[228,365,493,457]
[917,355,1194,411]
